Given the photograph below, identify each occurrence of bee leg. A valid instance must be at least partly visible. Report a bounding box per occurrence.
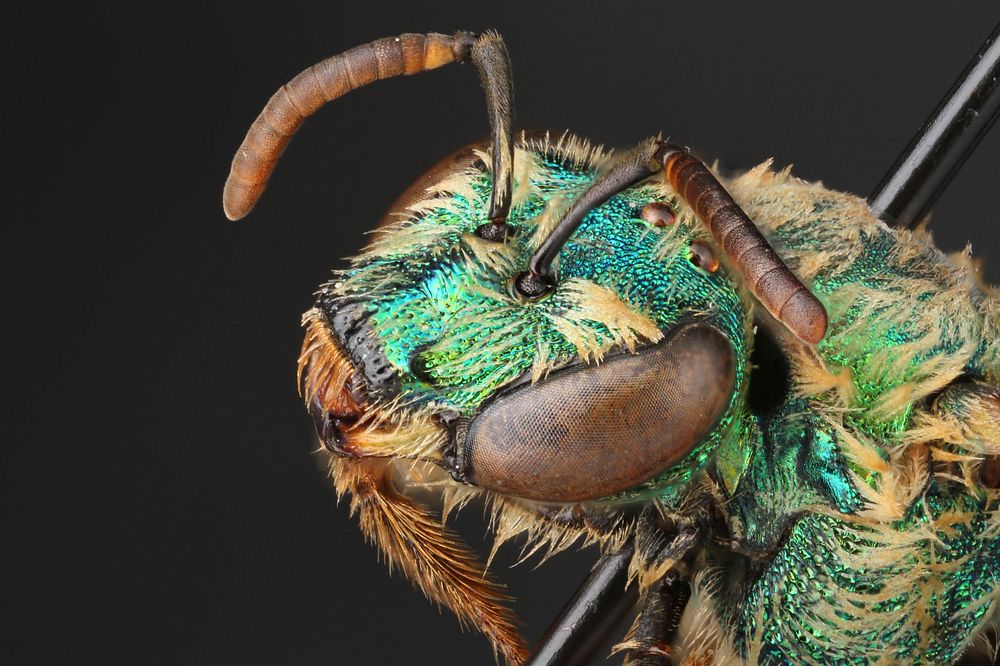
[329,458,528,665]
[617,505,698,665]
[619,569,691,666]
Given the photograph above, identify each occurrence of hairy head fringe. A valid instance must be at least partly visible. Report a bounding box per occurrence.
[522,129,613,172]
[299,309,356,412]
[330,457,528,665]
[546,278,663,363]
[484,497,633,573]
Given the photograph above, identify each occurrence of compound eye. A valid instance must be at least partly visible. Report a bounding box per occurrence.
[460,324,736,502]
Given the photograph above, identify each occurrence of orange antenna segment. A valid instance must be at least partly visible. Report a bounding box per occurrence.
[223,32,475,221]
[659,145,828,345]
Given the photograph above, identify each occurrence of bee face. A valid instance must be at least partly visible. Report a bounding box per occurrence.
[300,136,751,506]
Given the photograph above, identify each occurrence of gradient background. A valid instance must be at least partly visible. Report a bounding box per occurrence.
[9,2,1000,664]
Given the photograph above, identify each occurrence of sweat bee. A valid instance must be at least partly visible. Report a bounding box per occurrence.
[223,30,1000,665]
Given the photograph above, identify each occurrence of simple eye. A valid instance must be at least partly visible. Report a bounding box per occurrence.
[458,324,736,502]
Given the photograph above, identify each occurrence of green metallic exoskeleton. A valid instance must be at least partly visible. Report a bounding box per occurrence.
[225,30,1000,666]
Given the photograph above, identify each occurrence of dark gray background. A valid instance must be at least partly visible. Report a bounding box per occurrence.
[9,2,1000,664]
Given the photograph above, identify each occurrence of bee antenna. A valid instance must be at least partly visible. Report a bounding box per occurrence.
[514,139,829,345]
[223,30,515,232]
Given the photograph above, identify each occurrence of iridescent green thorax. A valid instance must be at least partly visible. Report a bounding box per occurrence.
[730,167,992,439]
[718,167,1000,664]
[725,482,1000,665]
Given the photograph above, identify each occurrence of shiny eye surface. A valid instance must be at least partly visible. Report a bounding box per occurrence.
[459,324,736,502]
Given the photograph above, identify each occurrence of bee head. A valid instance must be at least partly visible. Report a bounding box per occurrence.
[299,134,752,505]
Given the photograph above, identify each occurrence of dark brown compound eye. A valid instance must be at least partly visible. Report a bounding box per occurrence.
[459,324,736,502]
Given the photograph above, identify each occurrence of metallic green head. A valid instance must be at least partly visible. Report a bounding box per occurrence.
[300,135,751,504]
